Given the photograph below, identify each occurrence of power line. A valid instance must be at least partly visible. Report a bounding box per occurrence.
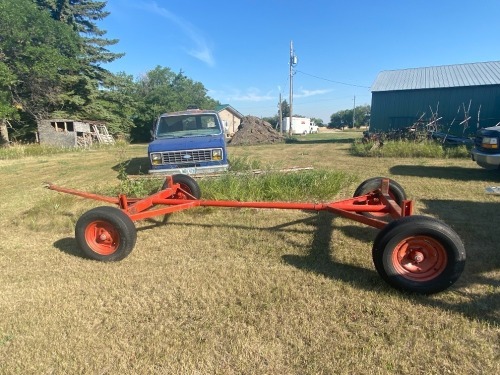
[295,70,371,89]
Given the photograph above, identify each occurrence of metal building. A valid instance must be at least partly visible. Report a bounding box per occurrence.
[370,61,500,135]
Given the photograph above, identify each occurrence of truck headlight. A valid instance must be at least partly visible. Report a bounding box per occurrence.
[150,153,162,165]
[482,137,498,149]
[212,149,223,160]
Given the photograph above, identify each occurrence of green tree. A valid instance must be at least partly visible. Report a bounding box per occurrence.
[80,72,138,136]
[329,109,351,129]
[329,105,371,129]
[0,62,18,146]
[280,100,290,118]
[0,0,84,141]
[311,117,324,126]
[354,105,371,127]
[262,115,279,129]
[130,66,219,142]
[35,0,123,78]
[34,0,134,136]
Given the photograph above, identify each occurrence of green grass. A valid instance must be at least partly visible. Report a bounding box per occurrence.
[350,139,471,158]
[228,155,263,171]
[0,132,498,374]
[0,141,128,160]
[198,169,355,202]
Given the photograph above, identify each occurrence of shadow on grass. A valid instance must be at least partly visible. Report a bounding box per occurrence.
[282,210,499,325]
[136,214,320,235]
[282,212,382,291]
[420,200,500,304]
[112,157,150,176]
[53,237,86,259]
[54,199,498,324]
[389,164,500,182]
[284,138,356,145]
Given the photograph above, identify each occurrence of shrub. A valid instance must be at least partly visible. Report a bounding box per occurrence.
[350,140,470,158]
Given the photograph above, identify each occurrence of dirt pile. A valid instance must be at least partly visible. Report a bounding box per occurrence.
[229,116,285,146]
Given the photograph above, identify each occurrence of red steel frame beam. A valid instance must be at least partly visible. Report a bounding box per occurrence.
[44,178,413,230]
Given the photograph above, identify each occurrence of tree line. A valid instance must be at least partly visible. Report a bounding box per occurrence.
[0,0,370,146]
[262,100,325,128]
[263,102,370,130]
[329,105,370,129]
[0,0,218,145]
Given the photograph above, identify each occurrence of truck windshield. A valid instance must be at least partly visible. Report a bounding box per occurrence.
[156,114,222,138]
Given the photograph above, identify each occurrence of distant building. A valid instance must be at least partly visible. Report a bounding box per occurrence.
[38,119,114,147]
[216,104,243,136]
[370,61,500,135]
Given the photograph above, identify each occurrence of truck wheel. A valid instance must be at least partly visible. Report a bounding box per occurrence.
[353,177,406,220]
[372,215,465,294]
[75,206,137,262]
[162,174,201,199]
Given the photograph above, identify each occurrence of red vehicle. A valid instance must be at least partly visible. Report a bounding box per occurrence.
[46,175,465,295]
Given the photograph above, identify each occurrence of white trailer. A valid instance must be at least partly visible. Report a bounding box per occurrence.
[282,117,312,135]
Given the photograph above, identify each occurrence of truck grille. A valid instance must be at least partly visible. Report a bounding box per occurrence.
[474,136,483,149]
[161,149,213,164]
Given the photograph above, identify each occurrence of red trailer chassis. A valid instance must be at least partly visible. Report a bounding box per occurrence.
[45,175,466,294]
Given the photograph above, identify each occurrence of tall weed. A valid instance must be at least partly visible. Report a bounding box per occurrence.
[350,140,470,158]
[199,169,355,202]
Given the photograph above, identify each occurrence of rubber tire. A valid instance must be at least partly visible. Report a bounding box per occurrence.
[162,174,201,199]
[353,177,407,220]
[75,206,137,262]
[372,215,466,294]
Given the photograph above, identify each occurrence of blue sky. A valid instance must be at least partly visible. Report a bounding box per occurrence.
[100,0,500,123]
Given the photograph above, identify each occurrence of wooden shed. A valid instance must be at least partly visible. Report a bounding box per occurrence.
[38,119,114,147]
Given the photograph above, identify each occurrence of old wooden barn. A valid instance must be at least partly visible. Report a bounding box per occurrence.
[370,61,500,135]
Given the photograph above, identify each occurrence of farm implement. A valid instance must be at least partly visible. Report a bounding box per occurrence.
[45,175,466,294]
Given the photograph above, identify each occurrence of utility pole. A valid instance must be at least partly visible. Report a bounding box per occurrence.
[353,95,356,128]
[289,40,297,136]
[278,92,283,134]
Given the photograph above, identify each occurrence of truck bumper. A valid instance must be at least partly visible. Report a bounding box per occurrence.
[148,164,229,175]
[471,148,500,170]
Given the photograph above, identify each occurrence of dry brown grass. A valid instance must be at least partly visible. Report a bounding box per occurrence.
[0,135,499,374]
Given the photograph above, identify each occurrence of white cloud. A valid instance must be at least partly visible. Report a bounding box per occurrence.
[225,87,278,102]
[294,88,332,98]
[209,87,332,106]
[141,2,215,67]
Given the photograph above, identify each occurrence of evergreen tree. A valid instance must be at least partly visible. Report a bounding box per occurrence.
[82,72,138,135]
[0,0,84,141]
[36,0,123,79]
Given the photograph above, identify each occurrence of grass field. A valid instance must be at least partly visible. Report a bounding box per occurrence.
[0,132,498,374]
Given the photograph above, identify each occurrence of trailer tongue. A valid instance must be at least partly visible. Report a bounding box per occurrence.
[45,175,465,294]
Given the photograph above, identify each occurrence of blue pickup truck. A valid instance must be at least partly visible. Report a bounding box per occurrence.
[148,108,229,175]
[471,125,500,170]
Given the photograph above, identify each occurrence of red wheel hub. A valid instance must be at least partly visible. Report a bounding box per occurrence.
[391,236,447,281]
[171,183,193,200]
[85,220,120,255]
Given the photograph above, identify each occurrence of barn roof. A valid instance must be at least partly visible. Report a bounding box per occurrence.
[371,61,500,92]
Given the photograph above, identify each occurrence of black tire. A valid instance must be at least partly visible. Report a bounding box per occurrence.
[372,215,466,294]
[162,174,201,199]
[353,177,407,220]
[75,206,137,262]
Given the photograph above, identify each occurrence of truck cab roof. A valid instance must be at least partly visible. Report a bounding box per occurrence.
[158,109,217,117]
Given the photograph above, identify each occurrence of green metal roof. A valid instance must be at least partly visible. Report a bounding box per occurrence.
[215,104,243,118]
[371,61,500,92]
